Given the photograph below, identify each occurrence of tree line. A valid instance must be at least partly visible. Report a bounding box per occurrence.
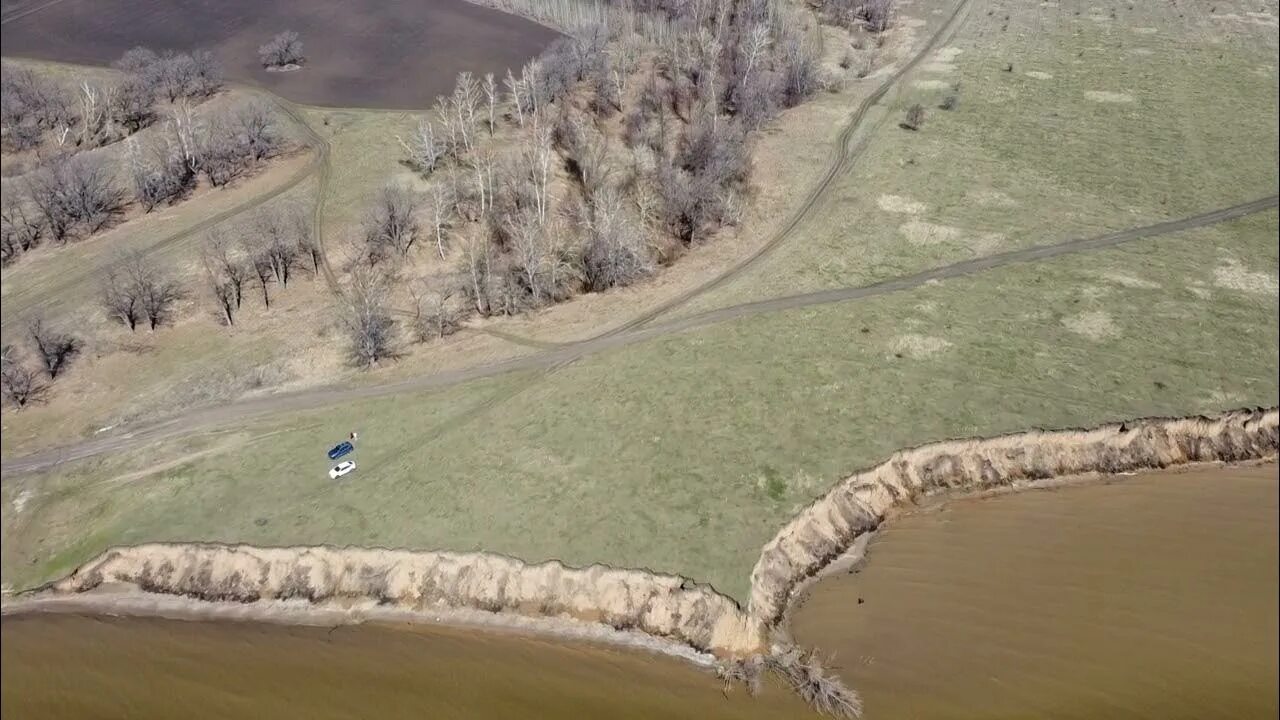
[2,49,286,267]
[340,0,894,365]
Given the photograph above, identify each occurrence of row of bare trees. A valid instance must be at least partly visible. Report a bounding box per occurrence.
[201,204,316,325]
[2,100,282,267]
[0,48,223,156]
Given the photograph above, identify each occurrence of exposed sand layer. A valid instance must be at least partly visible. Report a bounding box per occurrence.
[13,546,762,656]
[6,409,1276,662]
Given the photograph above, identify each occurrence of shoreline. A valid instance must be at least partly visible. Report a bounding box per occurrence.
[0,585,719,668]
[771,457,1279,645]
[3,406,1277,715]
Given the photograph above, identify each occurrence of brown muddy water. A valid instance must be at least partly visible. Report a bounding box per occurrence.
[2,465,1276,719]
[792,464,1279,720]
[0,615,813,719]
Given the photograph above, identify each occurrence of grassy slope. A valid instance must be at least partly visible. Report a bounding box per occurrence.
[5,209,1276,596]
[674,0,1279,316]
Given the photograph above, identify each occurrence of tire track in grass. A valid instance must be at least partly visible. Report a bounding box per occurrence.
[6,193,1273,477]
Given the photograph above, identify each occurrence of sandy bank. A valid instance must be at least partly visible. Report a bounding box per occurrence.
[5,407,1275,664]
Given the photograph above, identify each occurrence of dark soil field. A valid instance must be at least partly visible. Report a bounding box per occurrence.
[0,0,559,109]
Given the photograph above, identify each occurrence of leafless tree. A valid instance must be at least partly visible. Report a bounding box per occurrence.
[1,192,43,264]
[0,347,46,408]
[254,208,301,286]
[861,0,893,32]
[483,72,499,135]
[457,233,495,315]
[409,283,464,342]
[398,118,443,174]
[555,112,610,197]
[582,187,654,290]
[779,30,820,108]
[127,135,194,212]
[342,269,397,366]
[363,184,422,262]
[234,101,279,163]
[259,31,305,68]
[244,236,275,307]
[202,229,249,324]
[100,253,183,330]
[450,72,481,155]
[1,64,73,151]
[26,316,80,379]
[26,154,127,242]
[109,75,157,132]
[902,103,925,130]
[504,68,527,128]
[428,183,454,259]
[187,50,224,98]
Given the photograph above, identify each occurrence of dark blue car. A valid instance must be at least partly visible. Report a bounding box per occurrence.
[327,441,354,460]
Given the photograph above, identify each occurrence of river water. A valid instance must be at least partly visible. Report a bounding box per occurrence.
[2,465,1275,719]
[791,464,1279,719]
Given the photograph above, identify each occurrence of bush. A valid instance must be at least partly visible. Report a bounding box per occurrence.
[902,103,925,130]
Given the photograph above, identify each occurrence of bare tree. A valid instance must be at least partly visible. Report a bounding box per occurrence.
[259,31,305,68]
[253,208,301,286]
[1,64,73,151]
[26,154,127,242]
[1,192,43,265]
[397,118,444,174]
[110,75,157,132]
[244,237,275,307]
[902,103,925,130]
[101,265,143,330]
[0,347,45,408]
[26,316,79,379]
[187,50,224,98]
[450,72,481,155]
[127,134,194,212]
[410,283,464,342]
[363,184,421,261]
[428,183,454,259]
[233,101,279,163]
[582,187,654,290]
[504,68,527,128]
[101,253,183,330]
[861,0,893,32]
[483,72,499,135]
[202,229,249,324]
[342,269,397,366]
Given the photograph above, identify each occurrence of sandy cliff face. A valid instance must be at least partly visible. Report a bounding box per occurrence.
[52,545,764,655]
[747,408,1279,624]
[18,408,1277,658]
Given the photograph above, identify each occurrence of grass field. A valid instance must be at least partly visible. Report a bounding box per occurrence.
[5,208,1276,597]
[671,0,1279,317]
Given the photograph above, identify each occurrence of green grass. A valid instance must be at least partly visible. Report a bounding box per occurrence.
[675,0,1280,316]
[6,210,1275,598]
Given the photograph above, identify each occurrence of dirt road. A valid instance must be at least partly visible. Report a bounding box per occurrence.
[4,194,1273,476]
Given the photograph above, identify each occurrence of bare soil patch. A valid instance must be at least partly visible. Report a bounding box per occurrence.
[0,0,559,109]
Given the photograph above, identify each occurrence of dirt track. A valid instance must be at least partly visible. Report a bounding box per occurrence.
[4,193,1274,476]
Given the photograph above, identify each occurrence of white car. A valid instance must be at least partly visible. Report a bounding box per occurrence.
[328,460,357,479]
